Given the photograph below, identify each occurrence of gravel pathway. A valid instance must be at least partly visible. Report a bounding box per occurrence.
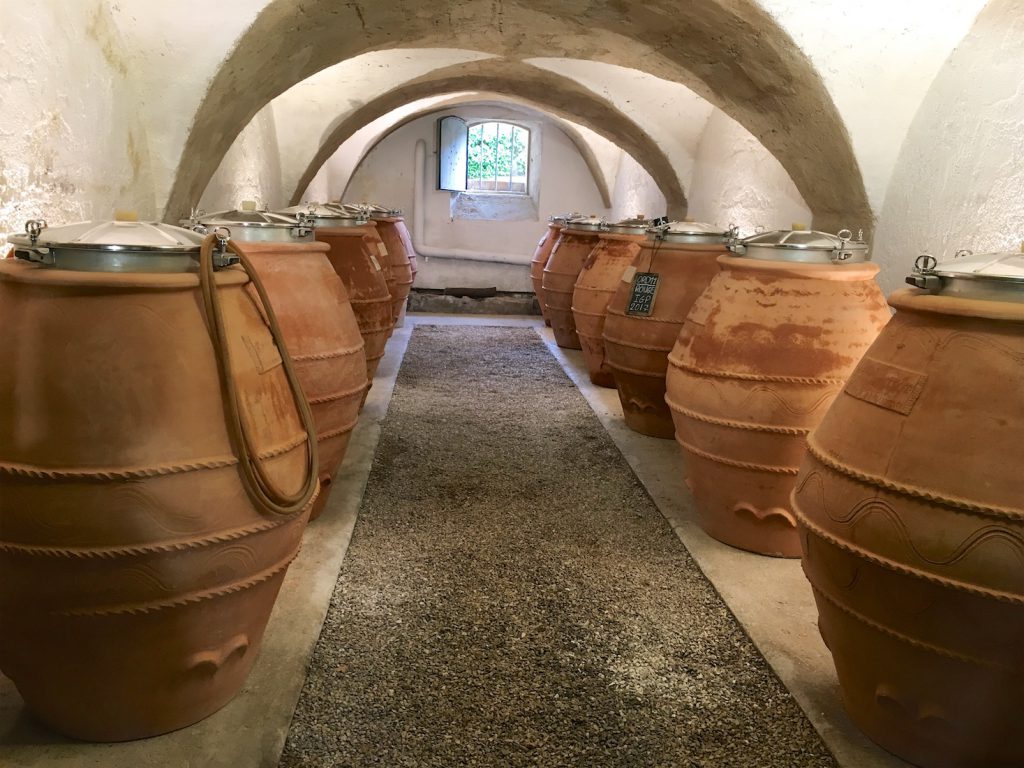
[279,326,837,768]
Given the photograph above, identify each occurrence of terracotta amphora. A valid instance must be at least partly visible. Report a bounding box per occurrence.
[189,208,368,521]
[792,249,1024,768]
[355,221,397,337]
[0,220,318,741]
[603,222,729,438]
[572,219,649,387]
[232,241,366,520]
[667,228,888,557]
[337,204,415,324]
[279,205,394,384]
[542,216,604,348]
[373,217,415,322]
[313,226,393,383]
[532,216,571,326]
[386,215,418,286]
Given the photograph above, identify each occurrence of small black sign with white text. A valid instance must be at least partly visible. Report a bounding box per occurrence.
[626,272,660,316]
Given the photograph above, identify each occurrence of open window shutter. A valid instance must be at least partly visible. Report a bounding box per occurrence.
[437,115,468,192]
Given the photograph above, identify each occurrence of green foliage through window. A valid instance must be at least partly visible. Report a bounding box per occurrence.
[467,122,529,192]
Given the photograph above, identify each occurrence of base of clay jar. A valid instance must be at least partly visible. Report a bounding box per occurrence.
[6,570,290,742]
[545,318,551,327]
[814,593,1021,768]
[682,454,801,557]
[358,380,372,411]
[308,478,334,521]
[621,410,675,439]
[589,371,616,388]
[552,328,582,349]
[696,511,801,558]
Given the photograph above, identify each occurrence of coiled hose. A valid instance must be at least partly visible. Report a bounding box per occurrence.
[198,232,319,516]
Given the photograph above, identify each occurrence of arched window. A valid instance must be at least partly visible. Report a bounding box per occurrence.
[466,121,530,193]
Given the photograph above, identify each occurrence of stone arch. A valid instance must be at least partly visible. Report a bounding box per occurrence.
[290,60,684,213]
[323,96,619,210]
[165,0,869,234]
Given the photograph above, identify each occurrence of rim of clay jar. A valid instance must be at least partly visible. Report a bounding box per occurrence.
[717,254,880,281]
[316,224,379,236]
[598,231,647,242]
[890,287,1024,323]
[561,227,604,237]
[0,258,249,289]
[229,240,330,254]
[639,241,729,254]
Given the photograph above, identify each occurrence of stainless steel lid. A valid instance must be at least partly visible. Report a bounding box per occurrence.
[730,227,869,263]
[647,220,731,245]
[276,203,367,228]
[338,202,402,218]
[185,204,313,243]
[906,247,1024,302]
[549,212,581,225]
[563,215,605,232]
[602,217,653,235]
[6,218,236,272]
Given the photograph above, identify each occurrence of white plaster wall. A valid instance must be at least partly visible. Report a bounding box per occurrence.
[343,108,611,290]
[525,58,713,200]
[570,124,626,203]
[0,1,155,254]
[304,95,473,204]
[196,104,284,215]
[270,50,494,201]
[106,0,266,210]
[609,154,668,223]
[759,0,988,214]
[872,0,1024,295]
[0,0,990,251]
[304,98,619,212]
[687,110,811,232]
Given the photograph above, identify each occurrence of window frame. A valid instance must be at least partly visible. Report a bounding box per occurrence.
[465,120,532,196]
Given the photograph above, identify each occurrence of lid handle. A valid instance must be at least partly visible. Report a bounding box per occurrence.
[906,253,942,292]
[25,219,47,245]
[211,226,239,270]
[832,228,861,262]
[720,223,740,254]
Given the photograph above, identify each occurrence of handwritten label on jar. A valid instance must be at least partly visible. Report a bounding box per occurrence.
[626,272,660,316]
[369,254,382,271]
[377,243,389,258]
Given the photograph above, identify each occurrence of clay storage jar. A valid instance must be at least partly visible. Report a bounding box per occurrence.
[572,218,650,387]
[279,204,393,383]
[531,213,574,326]
[665,228,888,557]
[191,207,367,521]
[603,221,729,438]
[791,248,1024,768]
[543,215,605,348]
[338,202,414,324]
[0,219,319,741]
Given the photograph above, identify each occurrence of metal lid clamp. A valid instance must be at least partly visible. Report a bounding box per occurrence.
[292,212,313,240]
[210,227,240,270]
[833,229,865,262]
[906,253,942,292]
[18,220,53,264]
